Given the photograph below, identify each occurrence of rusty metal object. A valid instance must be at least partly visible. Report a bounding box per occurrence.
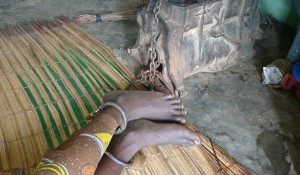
[128,0,262,96]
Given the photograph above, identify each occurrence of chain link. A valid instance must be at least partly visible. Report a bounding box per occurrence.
[139,0,162,90]
[149,0,162,83]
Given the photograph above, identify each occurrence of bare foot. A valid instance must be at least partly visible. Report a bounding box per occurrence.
[103,90,187,123]
[105,119,201,162]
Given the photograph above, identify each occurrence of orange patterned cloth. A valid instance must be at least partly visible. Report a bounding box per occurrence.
[33,113,118,175]
[0,169,22,175]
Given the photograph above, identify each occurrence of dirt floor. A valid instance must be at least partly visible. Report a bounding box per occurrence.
[0,0,300,174]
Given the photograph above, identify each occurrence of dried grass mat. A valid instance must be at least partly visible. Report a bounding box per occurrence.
[0,17,251,175]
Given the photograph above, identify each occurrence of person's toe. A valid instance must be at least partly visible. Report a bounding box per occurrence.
[169,99,181,105]
[194,139,201,145]
[164,94,175,100]
[173,104,184,110]
[171,109,187,116]
[172,116,186,124]
[182,141,196,147]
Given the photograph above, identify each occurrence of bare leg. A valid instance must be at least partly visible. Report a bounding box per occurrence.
[104,90,187,123]
[95,119,200,175]
[34,91,188,175]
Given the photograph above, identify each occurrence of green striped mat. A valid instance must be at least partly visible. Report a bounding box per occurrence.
[0,17,138,173]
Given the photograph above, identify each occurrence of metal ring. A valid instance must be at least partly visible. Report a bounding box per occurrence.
[101,102,127,134]
[105,152,131,167]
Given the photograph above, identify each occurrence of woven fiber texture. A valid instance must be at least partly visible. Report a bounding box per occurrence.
[0,17,251,175]
[122,124,252,175]
[0,17,136,174]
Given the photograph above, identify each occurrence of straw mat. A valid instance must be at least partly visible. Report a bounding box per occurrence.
[0,18,251,175]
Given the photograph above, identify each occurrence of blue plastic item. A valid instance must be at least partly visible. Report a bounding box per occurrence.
[293,61,300,83]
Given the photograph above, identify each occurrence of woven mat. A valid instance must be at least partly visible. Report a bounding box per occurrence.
[0,17,250,175]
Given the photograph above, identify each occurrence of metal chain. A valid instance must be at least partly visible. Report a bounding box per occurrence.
[139,0,162,89]
[149,0,162,83]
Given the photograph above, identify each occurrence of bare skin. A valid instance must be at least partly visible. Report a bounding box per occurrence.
[104,90,187,123]
[95,119,201,175]
[63,90,186,141]
[34,90,192,175]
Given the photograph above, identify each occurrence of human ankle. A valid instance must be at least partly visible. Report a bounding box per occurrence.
[109,132,141,162]
[99,107,123,126]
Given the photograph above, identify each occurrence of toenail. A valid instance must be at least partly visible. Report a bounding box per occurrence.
[167,94,175,98]
[177,118,186,123]
[184,110,187,115]
[181,105,184,109]
[167,94,175,99]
